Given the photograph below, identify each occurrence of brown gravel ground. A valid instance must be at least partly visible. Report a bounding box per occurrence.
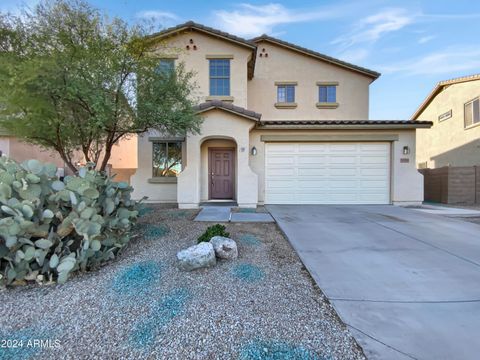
[0,205,365,360]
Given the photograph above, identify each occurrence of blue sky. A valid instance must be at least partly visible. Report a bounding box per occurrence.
[2,0,480,119]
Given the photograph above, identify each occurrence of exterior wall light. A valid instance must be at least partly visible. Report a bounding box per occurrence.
[251,146,257,156]
[403,146,410,155]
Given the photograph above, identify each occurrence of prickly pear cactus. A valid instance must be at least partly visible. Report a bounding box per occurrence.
[0,157,139,285]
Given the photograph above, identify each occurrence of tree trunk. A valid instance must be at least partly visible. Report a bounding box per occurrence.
[56,149,78,174]
[99,144,112,172]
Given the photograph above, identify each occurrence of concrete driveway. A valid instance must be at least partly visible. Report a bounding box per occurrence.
[267,205,480,360]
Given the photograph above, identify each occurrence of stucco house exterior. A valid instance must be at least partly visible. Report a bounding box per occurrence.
[0,130,137,181]
[131,21,432,208]
[413,74,480,169]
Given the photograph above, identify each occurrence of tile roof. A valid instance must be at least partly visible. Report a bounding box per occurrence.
[147,21,257,49]
[411,73,480,120]
[195,100,262,121]
[251,34,381,80]
[259,120,433,128]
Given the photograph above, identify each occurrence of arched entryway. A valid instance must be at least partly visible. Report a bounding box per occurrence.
[200,137,237,202]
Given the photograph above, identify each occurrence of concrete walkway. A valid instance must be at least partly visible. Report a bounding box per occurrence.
[267,205,480,360]
[410,204,480,217]
[194,206,274,222]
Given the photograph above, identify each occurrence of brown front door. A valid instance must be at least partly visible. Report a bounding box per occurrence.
[209,148,235,199]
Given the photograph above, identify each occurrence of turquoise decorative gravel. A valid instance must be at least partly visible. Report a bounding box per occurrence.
[232,263,265,282]
[238,234,262,246]
[130,288,191,347]
[138,207,154,217]
[111,261,161,296]
[143,224,170,239]
[240,340,323,360]
[168,210,190,219]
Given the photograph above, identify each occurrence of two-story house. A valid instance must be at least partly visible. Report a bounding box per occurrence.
[413,74,480,169]
[130,21,431,208]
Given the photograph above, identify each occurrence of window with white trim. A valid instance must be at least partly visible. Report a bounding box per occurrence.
[465,97,480,128]
[152,142,182,177]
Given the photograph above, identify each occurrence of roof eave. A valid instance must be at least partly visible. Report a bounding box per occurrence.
[257,121,433,130]
[147,21,257,50]
[251,35,381,80]
[196,107,260,122]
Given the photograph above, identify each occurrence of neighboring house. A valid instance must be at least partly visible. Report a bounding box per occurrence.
[0,129,137,182]
[413,74,480,168]
[412,74,480,204]
[131,21,432,208]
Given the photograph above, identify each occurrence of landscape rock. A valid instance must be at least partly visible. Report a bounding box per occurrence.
[176,242,216,271]
[210,236,238,260]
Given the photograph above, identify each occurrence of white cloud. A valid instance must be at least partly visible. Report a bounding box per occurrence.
[418,35,435,44]
[332,8,415,49]
[135,10,179,22]
[337,48,370,63]
[379,47,480,75]
[212,3,342,37]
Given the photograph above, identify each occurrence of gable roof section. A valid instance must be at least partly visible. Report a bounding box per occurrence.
[412,73,480,120]
[195,100,261,121]
[147,21,257,79]
[251,34,381,80]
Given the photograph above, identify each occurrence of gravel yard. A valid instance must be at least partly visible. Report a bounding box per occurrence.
[0,205,365,360]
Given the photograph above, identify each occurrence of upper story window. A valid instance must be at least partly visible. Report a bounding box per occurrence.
[209,59,230,96]
[158,59,175,75]
[317,82,339,109]
[318,85,337,103]
[465,97,480,128]
[277,85,295,103]
[274,82,297,108]
[152,141,182,177]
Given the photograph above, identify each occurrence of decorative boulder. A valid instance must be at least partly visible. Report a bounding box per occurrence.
[210,236,238,260]
[176,242,216,271]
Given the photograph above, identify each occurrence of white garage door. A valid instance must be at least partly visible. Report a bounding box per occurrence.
[265,142,390,204]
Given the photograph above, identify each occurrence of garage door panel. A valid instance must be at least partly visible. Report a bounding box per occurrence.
[266,144,296,153]
[267,156,295,165]
[360,156,388,164]
[360,168,388,176]
[329,168,357,176]
[298,156,328,165]
[297,180,329,188]
[298,144,327,152]
[267,168,295,176]
[265,142,390,205]
[297,168,328,176]
[329,144,357,152]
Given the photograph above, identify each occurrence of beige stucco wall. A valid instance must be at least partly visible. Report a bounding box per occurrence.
[248,40,372,120]
[249,129,423,205]
[176,109,258,208]
[1,136,137,180]
[153,31,253,108]
[416,80,480,168]
[107,136,138,169]
[130,130,182,203]
[7,137,70,169]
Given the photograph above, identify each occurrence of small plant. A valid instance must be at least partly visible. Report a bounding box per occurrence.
[197,224,230,243]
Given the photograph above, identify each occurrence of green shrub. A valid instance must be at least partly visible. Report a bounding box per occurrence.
[0,158,139,285]
[197,224,230,243]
